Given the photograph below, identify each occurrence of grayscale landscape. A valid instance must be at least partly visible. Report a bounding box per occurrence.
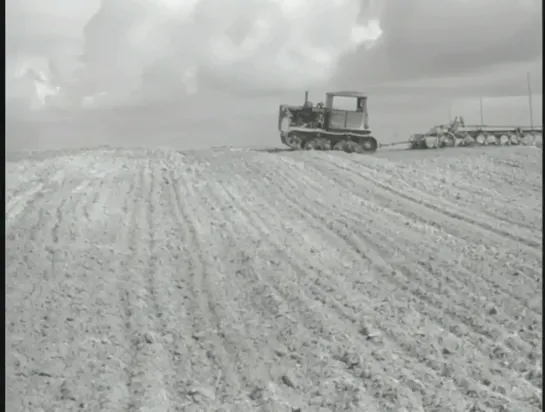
[6,0,542,411]
[6,145,542,411]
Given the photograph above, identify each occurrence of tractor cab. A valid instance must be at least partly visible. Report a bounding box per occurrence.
[324,91,370,133]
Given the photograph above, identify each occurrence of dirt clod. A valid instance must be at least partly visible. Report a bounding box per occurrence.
[187,385,216,401]
[143,331,155,344]
[281,372,297,389]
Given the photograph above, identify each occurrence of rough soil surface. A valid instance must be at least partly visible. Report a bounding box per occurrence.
[6,145,542,412]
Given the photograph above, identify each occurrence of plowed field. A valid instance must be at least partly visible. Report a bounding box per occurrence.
[6,146,542,412]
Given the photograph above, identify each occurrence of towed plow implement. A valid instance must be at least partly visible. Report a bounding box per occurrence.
[406,117,542,150]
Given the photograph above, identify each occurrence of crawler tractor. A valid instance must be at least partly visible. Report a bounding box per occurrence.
[278,91,378,153]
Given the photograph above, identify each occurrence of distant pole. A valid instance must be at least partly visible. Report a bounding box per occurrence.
[527,72,534,129]
[448,103,452,123]
[479,97,484,126]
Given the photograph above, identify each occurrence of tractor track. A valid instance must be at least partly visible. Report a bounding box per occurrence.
[161,161,215,393]
[6,172,73,410]
[359,166,541,251]
[152,156,226,410]
[302,162,539,314]
[6,146,542,412]
[198,163,379,410]
[295,154,542,299]
[233,154,540,401]
[378,157,541,234]
[206,157,407,411]
[6,156,130,411]
[5,159,72,231]
[206,157,391,410]
[206,152,519,410]
[306,152,541,254]
[254,152,539,313]
[274,154,542,347]
[118,159,179,412]
[166,159,250,409]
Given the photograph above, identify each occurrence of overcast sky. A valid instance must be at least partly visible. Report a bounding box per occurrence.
[5,0,543,150]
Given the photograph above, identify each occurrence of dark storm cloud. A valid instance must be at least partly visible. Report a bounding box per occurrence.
[334,0,542,94]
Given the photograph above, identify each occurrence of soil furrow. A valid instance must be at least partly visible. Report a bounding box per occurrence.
[198,159,386,410]
[166,159,247,409]
[369,154,541,234]
[148,157,213,409]
[120,159,173,412]
[161,163,216,395]
[6,168,111,410]
[185,164,275,392]
[325,155,541,252]
[270,156,540,369]
[238,155,538,405]
[7,147,541,412]
[6,175,73,410]
[292,155,542,310]
[213,157,453,411]
[172,161,250,408]
[217,187,418,410]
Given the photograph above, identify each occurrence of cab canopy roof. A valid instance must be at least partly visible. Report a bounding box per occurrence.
[326,91,367,98]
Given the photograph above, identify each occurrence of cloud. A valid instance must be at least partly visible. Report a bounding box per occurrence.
[334,0,542,96]
[6,0,381,108]
[6,0,542,108]
[80,0,381,101]
[6,0,98,55]
[5,0,542,152]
